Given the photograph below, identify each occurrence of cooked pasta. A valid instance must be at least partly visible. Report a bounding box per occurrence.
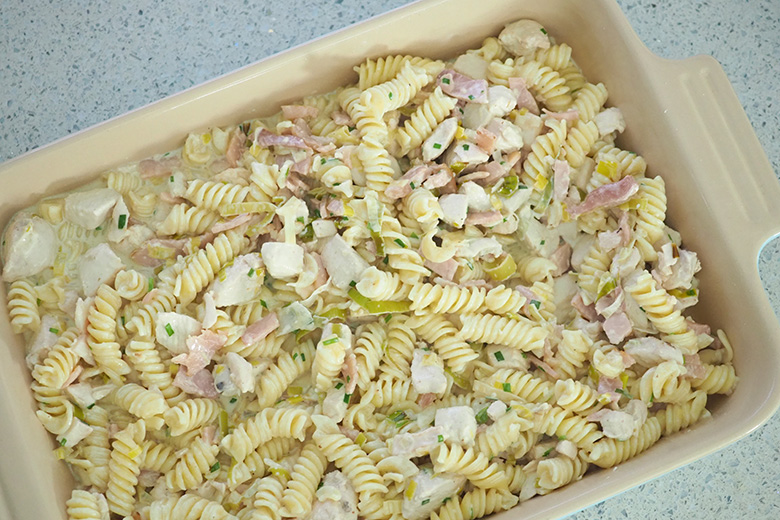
[1,18,736,520]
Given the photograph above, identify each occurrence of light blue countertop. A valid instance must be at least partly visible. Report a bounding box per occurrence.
[1,0,779,518]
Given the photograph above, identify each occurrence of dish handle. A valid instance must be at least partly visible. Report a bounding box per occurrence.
[638,53,780,261]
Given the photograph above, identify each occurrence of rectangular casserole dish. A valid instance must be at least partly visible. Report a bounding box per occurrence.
[1,0,779,518]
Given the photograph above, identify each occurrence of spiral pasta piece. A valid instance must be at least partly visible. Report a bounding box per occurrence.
[571,82,608,122]
[395,86,458,156]
[164,398,221,436]
[280,441,328,517]
[459,313,549,352]
[7,279,40,333]
[521,118,567,189]
[106,420,145,517]
[354,322,387,390]
[258,341,314,407]
[106,170,141,195]
[562,119,599,168]
[356,55,444,90]
[165,437,220,491]
[584,417,662,468]
[432,443,509,489]
[656,390,708,436]
[125,338,182,405]
[691,364,738,395]
[111,383,168,423]
[433,488,518,520]
[475,410,533,458]
[380,315,416,377]
[408,314,479,373]
[221,407,312,462]
[158,203,218,236]
[174,231,247,305]
[150,493,236,520]
[113,269,149,301]
[361,373,418,409]
[514,59,571,111]
[409,283,487,315]
[184,179,252,211]
[531,403,604,448]
[66,490,109,520]
[554,379,603,415]
[360,61,431,117]
[87,284,129,382]
[537,454,588,491]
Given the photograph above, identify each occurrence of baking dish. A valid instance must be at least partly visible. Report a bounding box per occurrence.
[1,0,779,518]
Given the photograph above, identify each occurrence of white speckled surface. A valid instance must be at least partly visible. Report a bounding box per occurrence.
[1,0,779,517]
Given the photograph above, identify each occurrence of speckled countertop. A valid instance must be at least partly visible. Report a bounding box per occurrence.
[1,0,779,517]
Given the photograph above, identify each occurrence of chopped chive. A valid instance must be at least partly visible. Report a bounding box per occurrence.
[59,438,67,446]
[296,216,305,223]
[229,397,237,404]
[300,353,306,361]
[248,268,255,277]
[49,327,59,334]
[384,314,392,323]
[323,337,339,345]
[121,316,125,326]
[117,214,127,229]
[494,351,504,362]
[346,375,351,383]
[410,232,419,239]
[87,403,95,409]
[95,226,102,231]
[443,497,451,504]
[210,462,221,473]
[410,181,416,189]
[36,298,41,306]
[260,300,268,309]
[165,323,174,337]
[348,126,356,132]
[438,434,444,443]
[383,255,389,265]
[530,300,541,309]
[468,95,474,100]
[502,382,511,392]
[388,92,393,99]
[343,393,351,403]
[540,27,548,34]
[433,143,442,149]
[422,499,430,505]
[558,435,567,441]
[543,447,553,457]
[540,239,545,245]
[475,406,489,425]
[615,388,633,399]
[148,278,154,292]
[293,353,299,360]
[317,481,324,490]
[462,144,470,150]
[335,382,344,389]
[442,77,451,84]
[394,238,407,248]
[321,158,327,165]
[169,175,174,182]
[521,352,528,359]
[349,280,357,287]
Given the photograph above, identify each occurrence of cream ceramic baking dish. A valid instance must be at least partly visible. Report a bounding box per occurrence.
[1,0,779,518]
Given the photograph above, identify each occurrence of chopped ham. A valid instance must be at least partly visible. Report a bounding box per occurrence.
[475,127,497,154]
[437,69,489,103]
[418,393,438,408]
[598,212,630,251]
[201,425,218,445]
[282,105,319,120]
[291,120,337,153]
[602,311,632,344]
[211,213,252,234]
[342,352,358,394]
[131,238,186,267]
[499,20,551,57]
[568,176,640,217]
[172,330,227,376]
[552,160,570,201]
[543,109,579,124]
[326,198,346,217]
[139,157,180,179]
[286,172,310,198]
[331,110,352,126]
[159,192,186,205]
[508,77,540,115]
[225,128,247,168]
[424,258,458,281]
[619,351,636,369]
[465,210,503,227]
[550,242,571,276]
[241,313,279,345]
[528,354,559,378]
[386,165,432,200]
[254,128,308,149]
[291,155,314,175]
[423,166,455,190]
[682,354,707,380]
[686,319,711,336]
[458,170,491,183]
[571,293,598,321]
[597,376,621,396]
[173,368,218,398]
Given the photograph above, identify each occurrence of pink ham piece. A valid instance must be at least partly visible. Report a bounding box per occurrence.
[225,128,247,168]
[602,311,632,344]
[682,354,707,380]
[386,165,432,200]
[438,70,489,103]
[552,160,570,201]
[571,293,598,321]
[291,155,313,176]
[291,120,337,153]
[466,210,503,227]
[286,172,310,198]
[595,286,623,317]
[508,77,540,115]
[598,212,631,251]
[172,330,227,376]
[475,127,497,154]
[326,198,345,217]
[686,319,711,336]
[422,165,455,190]
[282,105,319,120]
[339,427,360,441]
[550,242,572,277]
[331,110,353,126]
[211,213,253,234]
[201,425,218,445]
[173,368,218,398]
[418,393,438,408]
[343,352,358,394]
[131,238,188,267]
[254,128,308,149]
[139,157,180,179]
[424,258,458,281]
[543,108,579,124]
[241,313,279,346]
[619,351,636,369]
[567,176,640,217]
[159,192,187,205]
[597,376,622,396]
[528,353,559,378]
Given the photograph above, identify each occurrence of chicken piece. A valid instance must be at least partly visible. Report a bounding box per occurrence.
[78,243,124,296]
[25,315,60,368]
[510,110,544,153]
[457,237,503,259]
[206,253,263,307]
[594,107,626,136]
[438,194,469,228]
[320,234,370,290]
[171,329,226,376]
[446,139,490,167]
[487,85,518,118]
[485,118,525,153]
[225,352,255,393]
[155,312,202,355]
[623,337,684,367]
[107,197,131,243]
[261,241,305,279]
[56,419,93,448]
[499,19,551,56]
[458,181,492,211]
[322,386,349,423]
[402,467,465,520]
[411,349,447,395]
[435,406,477,446]
[310,471,358,520]
[453,53,489,80]
[1,214,58,282]
[64,188,120,229]
[437,69,489,103]
[487,400,508,421]
[422,117,459,162]
[312,219,337,238]
[391,426,447,458]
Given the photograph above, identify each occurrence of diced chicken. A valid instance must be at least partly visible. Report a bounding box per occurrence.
[66,382,101,410]
[655,246,701,291]
[437,70,489,103]
[386,165,432,200]
[276,301,314,335]
[466,210,503,227]
[1,214,58,282]
[484,118,525,153]
[592,409,635,441]
[508,77,540,115]
[610,246,642,279]
[211,213,252,234]
[277,196,309,243]
[461,102,493,130]
[499,183,533,213]
[403,467,465,520]
[411,349,447,395]
[322,386,349,423]
[282,105,319,120]
[131,237,187,268]
[391,426,447,458]
[595,286,624,319]
[25,315,60,368]
[241,312,279,345]
[457,237,503,259]
[78,243,124,296]
[511,110,544,153]
[253,128,308,149]
[212,363,239,397]
[312,219,338,238]
[173,368,218,398]
[486,345,530,371]
[172,329,226,376]
[487,86,517,118]
[310,471,358,520]
[594,107,626,136]
[423,118,459,162]
[56,419,93,448]
[568,176,639,217]
[226,352,255,393]
[487,400,508,421]
[64,188,120,229]
[155,312,202,355]
[552,160,570,201]
[320,234,370,290]
[447,139,490,166]
[498,19,551,56]
[206,253,263,307]
[623,337,684,367]
[261,242,305,278]
[556,439,578,459]
[435,406,477,446]
[602,311,632,344]
[453,53,489,80]
[459,181,492,211]
[424,258,459,281]
[139,157,179,179]
[438,194,469,228]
